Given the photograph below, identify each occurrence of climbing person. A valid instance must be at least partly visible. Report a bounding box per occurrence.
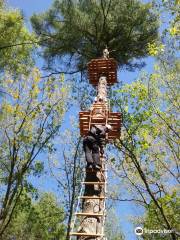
[83,124,112,170]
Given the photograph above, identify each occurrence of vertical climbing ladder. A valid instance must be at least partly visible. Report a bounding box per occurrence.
[70,50,121,239]
[70,156,107,239]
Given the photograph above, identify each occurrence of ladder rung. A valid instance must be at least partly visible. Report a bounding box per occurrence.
[91,117,105,120]
[79,196,106,199]
[70,232,104,237]
[92,105,107,107]
[82,182,106,185]
[75,212,104,216]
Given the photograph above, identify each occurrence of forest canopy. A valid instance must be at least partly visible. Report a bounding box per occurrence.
[31,0,159,72]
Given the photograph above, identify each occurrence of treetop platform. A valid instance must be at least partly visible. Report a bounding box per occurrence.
[79,111,121,140]
[87,58,118,86]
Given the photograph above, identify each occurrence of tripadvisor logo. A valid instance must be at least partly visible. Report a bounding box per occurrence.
[135,227,175,235]
[135,227,143,236]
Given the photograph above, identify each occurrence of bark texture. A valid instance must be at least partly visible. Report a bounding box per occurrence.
[97,76,107,102]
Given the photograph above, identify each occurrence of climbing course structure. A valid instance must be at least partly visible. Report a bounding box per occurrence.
[70,49,122,239]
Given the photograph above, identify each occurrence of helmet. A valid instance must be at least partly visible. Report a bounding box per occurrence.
[106,124,112,130]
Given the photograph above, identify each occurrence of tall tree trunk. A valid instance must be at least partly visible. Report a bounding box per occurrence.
[77,75,108,239]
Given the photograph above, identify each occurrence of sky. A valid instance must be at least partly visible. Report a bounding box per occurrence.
[8,0,53,16]
[6,1,156,239]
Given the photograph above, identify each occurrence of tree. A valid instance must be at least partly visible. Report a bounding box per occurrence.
[112,60,179,239]
[3,192,66,240]
[0,68,69,236]
[48,123,84,239]
[0,0,35,74]
[31,0,159,73]
[143,191,180,239]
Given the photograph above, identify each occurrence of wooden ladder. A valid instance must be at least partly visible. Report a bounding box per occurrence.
[69,158,107,239]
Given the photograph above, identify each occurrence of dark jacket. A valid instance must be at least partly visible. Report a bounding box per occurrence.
[89,125,107,147]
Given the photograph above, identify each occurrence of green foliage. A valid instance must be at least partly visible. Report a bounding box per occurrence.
[32,160,44,177]
[143,192,180,239]
[3,192,66,240]
[31,0,159,71]
[114,57,179,193]
[112,2,179,234]
[0,1,36,74]
[0,68,69,235]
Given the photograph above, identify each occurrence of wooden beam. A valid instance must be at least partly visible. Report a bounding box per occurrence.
[82,182,106,185]
[70,232,104,237]
[75,212,104,216]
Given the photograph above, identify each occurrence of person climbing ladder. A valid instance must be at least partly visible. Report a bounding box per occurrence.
[83,124,112,170]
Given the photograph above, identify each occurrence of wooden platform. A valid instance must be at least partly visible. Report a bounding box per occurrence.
[79,111,121,140]
[88,58,118,86]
